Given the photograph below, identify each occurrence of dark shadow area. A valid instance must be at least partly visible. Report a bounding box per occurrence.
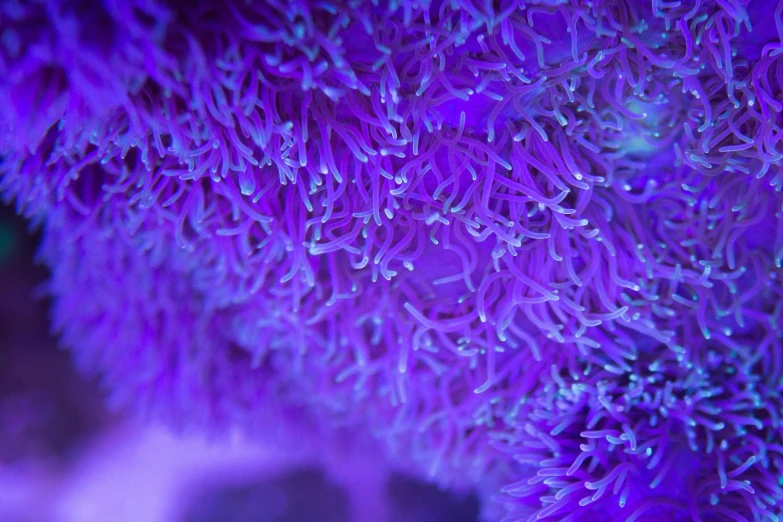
[386,472,481,522]
[0,204,107,465]
[181,467,350,522]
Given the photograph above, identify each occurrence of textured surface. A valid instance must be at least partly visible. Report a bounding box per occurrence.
[1,1,783,520]
[0,204,478,522]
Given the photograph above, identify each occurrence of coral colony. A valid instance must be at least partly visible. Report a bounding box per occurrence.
[1,0,783,520]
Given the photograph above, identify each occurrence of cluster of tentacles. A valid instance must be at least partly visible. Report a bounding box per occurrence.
[1,0,783,520]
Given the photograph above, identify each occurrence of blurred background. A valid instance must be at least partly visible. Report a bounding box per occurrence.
[0,203,480,522]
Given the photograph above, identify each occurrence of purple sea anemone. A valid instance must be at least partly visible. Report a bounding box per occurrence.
[1,0,782,519]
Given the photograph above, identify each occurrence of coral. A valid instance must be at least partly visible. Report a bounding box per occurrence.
[1,0,783,519]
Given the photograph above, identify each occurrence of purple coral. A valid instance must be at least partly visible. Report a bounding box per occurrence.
[1,0,783,519]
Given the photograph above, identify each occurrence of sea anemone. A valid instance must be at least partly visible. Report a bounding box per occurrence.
[1,0,782,519]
